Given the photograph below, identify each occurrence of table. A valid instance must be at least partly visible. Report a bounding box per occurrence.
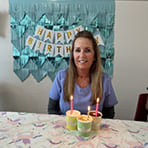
[0,112,148,148]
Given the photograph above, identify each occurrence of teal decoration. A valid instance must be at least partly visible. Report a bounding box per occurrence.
[31,69,47,82]
[24,59,38,70]
[13,46,20,57]
[42,60,55,72]
[14,69,30,81]
[13,58,21,70]
[9,0,115,82]
[55,59,68,73]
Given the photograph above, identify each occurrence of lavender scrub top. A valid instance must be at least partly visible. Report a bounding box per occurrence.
[49,68,118,115]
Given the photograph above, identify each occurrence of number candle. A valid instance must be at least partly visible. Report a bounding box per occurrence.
[95,98,100,117]
[70,95,73,115]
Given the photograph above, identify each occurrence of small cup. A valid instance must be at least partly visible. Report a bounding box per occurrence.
[77,115,93,137]
[88,110,102,130]
[66,110,81,130]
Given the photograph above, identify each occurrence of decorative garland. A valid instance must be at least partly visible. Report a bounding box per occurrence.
[26,25,104,57]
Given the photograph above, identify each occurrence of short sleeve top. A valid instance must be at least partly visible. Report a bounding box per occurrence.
[49,68,118,115]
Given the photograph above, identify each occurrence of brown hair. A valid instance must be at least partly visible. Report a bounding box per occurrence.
[63,30,103,105]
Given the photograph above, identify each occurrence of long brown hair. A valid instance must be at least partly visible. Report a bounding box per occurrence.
[63,30,103,105]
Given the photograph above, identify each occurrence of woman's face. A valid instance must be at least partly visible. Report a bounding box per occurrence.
[73,37,95,71]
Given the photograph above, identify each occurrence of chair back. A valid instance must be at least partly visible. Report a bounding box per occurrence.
[134,93,148,121]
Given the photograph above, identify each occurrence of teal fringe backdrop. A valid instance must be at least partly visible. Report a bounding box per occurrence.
[9,0,115,82]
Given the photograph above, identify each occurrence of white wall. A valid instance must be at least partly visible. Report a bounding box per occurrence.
[0,1,148,120]
[113,1,148,120]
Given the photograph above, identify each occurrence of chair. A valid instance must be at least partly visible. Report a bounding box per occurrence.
[134,93,148,122]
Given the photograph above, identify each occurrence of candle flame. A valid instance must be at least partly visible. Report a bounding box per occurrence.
[88,106,90,112]
[70,95,73,101]
[97,97,99,103]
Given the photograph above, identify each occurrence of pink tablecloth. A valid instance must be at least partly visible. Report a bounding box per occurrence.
[0,112,148,147]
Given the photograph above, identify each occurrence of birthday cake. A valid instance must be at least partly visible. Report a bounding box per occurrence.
[89,111,102,117]
[77,115,92,122]
[66,110,80,117]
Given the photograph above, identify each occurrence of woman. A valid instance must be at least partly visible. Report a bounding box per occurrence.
[48,30,118,118]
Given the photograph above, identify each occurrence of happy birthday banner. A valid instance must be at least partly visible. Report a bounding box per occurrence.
[9,0,115,82]
[26,25,104,57]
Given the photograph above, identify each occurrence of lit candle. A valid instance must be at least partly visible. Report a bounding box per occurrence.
[95,97,100,117]
[87,106,90,119]
[70,95,73,114]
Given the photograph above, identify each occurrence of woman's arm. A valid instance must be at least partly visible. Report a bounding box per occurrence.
[48,98,61,115]
[102,106,115,119]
